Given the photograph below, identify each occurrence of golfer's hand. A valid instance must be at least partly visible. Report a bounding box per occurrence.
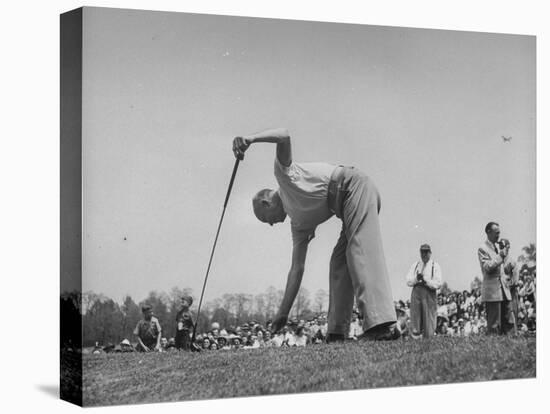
[271,315,288,333]
[232,136,250,160]
[142,345,150,352]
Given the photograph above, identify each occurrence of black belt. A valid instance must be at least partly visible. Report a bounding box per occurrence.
[327,166,346,218]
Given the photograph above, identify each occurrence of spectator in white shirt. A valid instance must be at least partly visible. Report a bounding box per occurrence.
[348,313,363,339]
[294,326,308,347]
[406,244,443,338]
[437,296,448,320]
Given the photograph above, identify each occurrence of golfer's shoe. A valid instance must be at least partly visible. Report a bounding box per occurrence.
[358,322,401,341]
[326,333,347,343]
[326,333,357,344]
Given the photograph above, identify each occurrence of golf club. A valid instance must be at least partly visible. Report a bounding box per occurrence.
[191,157,241,349]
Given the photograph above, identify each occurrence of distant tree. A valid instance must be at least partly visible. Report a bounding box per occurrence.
[470,276,482,292]
[264,286,278,318]
[211,307,231,329]
[313,289,328,313]
[195,303,213,334]
[252,293,267,325]
[81,291,106,314]
[120,295,141,341]
[440,282,452,296]
[518,243,536,262]
[83,298,124,346]
[234,293,252,325]
[291,287,310,320]
[518,243,536,274]
[253,293,266,315]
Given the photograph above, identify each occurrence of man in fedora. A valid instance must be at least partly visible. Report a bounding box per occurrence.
[405,244,442,338]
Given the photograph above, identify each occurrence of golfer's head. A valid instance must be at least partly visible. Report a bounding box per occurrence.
[252,188,287,226]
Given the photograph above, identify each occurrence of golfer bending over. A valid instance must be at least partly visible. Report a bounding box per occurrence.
[233,128,399,341]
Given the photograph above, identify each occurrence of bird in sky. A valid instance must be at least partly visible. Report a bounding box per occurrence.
[502,135,512,142]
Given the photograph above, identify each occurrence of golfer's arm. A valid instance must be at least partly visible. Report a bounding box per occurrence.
[278,241,309,317]
[244,128,291,166]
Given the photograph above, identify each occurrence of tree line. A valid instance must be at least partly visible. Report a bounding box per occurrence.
[62,286,329,347]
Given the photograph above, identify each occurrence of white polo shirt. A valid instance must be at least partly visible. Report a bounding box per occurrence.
[274,158,337,246]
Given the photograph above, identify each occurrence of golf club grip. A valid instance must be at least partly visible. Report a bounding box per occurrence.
[223,158,240,208]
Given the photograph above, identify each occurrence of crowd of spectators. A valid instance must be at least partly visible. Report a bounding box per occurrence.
[89,271,536,355]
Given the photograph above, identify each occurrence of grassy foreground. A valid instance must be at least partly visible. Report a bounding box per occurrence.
[82,335,535,407]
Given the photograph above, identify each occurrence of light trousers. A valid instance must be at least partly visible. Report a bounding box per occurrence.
[327,169,396,335]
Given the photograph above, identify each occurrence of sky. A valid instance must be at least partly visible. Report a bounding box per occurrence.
[78,7,535,305]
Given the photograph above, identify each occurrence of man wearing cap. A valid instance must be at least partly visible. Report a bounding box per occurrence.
[478,222,513,335]
[134,305,162,352]
[405,244,443,338]
[175,295,194,350]
[232,129,398,342]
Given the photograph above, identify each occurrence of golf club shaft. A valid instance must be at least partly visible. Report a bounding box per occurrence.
[192,158,240,343]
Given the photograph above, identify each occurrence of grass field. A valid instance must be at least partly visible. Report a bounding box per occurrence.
[82,335,536,407]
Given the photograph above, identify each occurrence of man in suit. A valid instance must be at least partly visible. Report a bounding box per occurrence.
[477,222,513,335]
[232,128,399,342]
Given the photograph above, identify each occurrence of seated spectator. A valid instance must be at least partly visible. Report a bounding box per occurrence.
[521,276,536,303]
[461,313,472,335]
[456,318,470,336]
[255,329,266,348]
[295,326,308,347]
[217,336,231,350]
[447,296,458,319]
[262,330,273,347]
[91,342,103,354]
[449,314,458,331]
[160,337,168,351]
[165,337,177,351]
[437,321,451,336]
[134,304,162,352]
[437,296,448,320]
[283,325,296,347]
[120,338,135,352]
[396,308,410,337]
[271,331,285,347]
[103,343,115,353]
[202,338,211,350]
[230,335,243,350]
[210,341,219,351]
[349,313,363,339]
[464,290,475,308]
